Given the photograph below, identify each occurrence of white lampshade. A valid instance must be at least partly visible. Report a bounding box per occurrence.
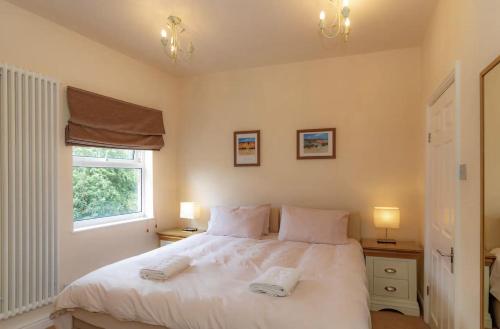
[373,207,400,229]
[180,202,200,220]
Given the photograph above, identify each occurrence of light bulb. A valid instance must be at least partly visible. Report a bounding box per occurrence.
[160,29,167,39]
[345,17,351,27]
[319,10,326,21]
[342,0,350,7]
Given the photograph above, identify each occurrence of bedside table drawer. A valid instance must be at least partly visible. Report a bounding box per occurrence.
[157,228,205,247]
[373,277,409,300]
[373,258,409,280]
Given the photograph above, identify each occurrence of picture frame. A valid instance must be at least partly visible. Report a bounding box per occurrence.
[234,130,260,166]
[296,128,336,159]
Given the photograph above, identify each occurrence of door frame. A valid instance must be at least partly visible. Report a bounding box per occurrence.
[423,62,462,325]
[480,55,500,329]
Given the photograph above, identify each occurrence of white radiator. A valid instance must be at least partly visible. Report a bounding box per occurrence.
[0,64,59,320]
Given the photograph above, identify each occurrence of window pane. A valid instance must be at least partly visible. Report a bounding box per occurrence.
[72,146,135,160]
[73,167,142,221]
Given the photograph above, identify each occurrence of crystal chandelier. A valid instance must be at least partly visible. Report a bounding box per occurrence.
[160,16,194,62]
[319,0,351,41]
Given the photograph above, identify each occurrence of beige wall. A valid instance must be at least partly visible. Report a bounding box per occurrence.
[484,64,500,251]
[178,47,425,242]
[0,1,180,327]
[421,0,500,327]
[2,0,498,328]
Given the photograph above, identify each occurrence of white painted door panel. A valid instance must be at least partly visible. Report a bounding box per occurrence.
[428,83,456,329]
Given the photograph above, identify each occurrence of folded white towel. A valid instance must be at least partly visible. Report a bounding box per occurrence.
[140,255,191,281]
[249,266,301,297]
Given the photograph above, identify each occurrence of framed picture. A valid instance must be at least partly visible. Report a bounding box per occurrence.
[234,130,260,166]
[297,128,336,159]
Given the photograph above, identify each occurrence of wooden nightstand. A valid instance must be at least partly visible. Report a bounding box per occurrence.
[361,239,423,316]
[157,228,204,247]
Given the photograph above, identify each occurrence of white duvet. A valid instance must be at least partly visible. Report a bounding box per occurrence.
[56,233,371,329]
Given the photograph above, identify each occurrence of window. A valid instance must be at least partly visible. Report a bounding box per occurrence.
[72,146,152,229]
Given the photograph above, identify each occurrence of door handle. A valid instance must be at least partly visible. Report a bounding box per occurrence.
[437,247,454,273]
[436,249,452,257]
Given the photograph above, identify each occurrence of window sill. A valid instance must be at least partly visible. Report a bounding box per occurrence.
[73,216,154,233]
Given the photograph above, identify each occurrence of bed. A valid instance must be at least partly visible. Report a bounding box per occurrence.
[55,212,370,329]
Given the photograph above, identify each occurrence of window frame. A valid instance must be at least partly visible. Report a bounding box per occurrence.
[72,148,151,230]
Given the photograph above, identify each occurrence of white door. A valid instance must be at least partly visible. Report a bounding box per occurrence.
[427,83,456,329]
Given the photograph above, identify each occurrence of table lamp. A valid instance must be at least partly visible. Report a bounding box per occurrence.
[180,202,200,232]
[373,206,400,244]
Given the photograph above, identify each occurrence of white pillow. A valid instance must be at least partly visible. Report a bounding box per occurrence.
[207,206,268,239]
[241,204,271,234]
[278,206,349,245]
[208,204,271,235]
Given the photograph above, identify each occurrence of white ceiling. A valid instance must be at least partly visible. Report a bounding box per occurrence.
[7,0,437,76]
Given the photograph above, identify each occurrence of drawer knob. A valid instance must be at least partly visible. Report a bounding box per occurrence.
[384,286,397,292]
[384,268,397,274]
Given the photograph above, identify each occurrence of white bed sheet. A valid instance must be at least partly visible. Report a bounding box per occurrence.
[56,233,370,329]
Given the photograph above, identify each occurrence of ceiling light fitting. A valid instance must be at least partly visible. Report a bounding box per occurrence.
[160,16,194,62]
[319,0,351,41]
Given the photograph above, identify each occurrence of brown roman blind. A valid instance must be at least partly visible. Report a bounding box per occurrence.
[65,86,165,150]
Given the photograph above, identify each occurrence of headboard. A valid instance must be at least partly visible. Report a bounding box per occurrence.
[268,207,361,241]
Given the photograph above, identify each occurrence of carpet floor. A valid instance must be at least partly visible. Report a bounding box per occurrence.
[371,311,430,329]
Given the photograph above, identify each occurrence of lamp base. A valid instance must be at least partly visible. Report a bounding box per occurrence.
[377,238,397,244]
[183,227,198,232]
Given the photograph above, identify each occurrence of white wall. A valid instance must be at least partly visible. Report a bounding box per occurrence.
[178,47,425,243]
[0,1,180,327]
[421,0,500,327]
